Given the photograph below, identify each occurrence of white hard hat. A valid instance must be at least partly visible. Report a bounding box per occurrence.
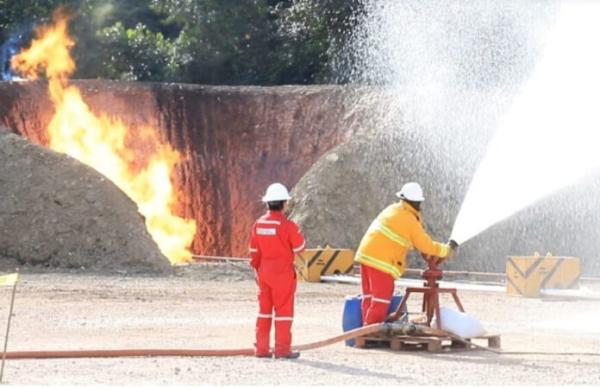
[262,183,291,202]
[396,182,425,202]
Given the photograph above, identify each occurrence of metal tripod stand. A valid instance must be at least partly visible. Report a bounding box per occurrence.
[388,254,465,329]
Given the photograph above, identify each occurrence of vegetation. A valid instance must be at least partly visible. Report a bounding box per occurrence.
[0,0,364,84]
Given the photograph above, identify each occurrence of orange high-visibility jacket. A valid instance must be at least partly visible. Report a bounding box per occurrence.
[355,201,450,279]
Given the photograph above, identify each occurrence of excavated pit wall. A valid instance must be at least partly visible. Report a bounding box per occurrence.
[2,80,598,276]
[0,80,371,259]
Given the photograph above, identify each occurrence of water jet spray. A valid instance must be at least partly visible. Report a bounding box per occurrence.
[451,0,600,246]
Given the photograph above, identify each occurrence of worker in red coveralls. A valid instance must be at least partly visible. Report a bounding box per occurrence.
[249,183,305,359]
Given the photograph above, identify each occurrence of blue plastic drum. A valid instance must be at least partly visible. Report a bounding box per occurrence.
[342,296,362,346]
[388,295,403,318]
[342,294,405,346]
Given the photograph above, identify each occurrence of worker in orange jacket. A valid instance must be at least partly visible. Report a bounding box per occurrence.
[355,182,459,325]
[249,183,305,359]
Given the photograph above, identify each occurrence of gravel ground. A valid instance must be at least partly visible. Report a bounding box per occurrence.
[0,264,599,385]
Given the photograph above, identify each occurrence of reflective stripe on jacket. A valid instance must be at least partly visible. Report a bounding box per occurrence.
[355,201,450,279]
[249,210,305,273]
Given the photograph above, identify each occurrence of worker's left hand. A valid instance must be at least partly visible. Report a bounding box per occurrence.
[447,239,459,258]
[448,239,459,250]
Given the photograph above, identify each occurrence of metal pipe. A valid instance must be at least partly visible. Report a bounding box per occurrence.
[191,255,249,262]
[190,255,600,285]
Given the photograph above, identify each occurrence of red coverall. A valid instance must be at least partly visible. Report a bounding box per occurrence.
[249,210,305,357]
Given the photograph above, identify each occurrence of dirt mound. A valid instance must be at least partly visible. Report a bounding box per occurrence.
[0,127,171,274]
[288,129,600,276]
[287,129,455,268]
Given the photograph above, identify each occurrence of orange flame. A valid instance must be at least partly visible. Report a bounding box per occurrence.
[11,10,196,264]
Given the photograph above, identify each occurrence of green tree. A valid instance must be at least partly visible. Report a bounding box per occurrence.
[2,0,365,84]
[93,22,178,81]
[150,0,283,84]
[272,0,365,84]
[0,0,59,42]
[69,0,177,80]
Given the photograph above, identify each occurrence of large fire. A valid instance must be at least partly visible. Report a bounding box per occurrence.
[11,10,196,264]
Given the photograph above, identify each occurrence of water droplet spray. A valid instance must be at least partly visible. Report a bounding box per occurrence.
[451,1,600,245]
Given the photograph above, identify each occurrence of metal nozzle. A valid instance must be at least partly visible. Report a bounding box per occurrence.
[383,322,417,336]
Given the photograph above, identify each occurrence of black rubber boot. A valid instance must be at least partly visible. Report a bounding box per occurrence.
[275,351,300,359]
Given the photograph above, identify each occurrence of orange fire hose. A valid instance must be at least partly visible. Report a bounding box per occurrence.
[2,348,254,359]
[2,322,600,359]
[1,322,414,360]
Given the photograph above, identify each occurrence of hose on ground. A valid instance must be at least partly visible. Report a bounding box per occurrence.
[294,321,417,351]
[2,322,599,359]
[1,322,404,360]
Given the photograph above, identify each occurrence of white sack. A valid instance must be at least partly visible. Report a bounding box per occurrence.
[433,306,487,338]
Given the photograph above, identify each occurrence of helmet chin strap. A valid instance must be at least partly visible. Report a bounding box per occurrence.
[403,199,422,212]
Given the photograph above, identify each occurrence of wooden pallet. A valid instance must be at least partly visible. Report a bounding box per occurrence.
[354,333,501,353]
